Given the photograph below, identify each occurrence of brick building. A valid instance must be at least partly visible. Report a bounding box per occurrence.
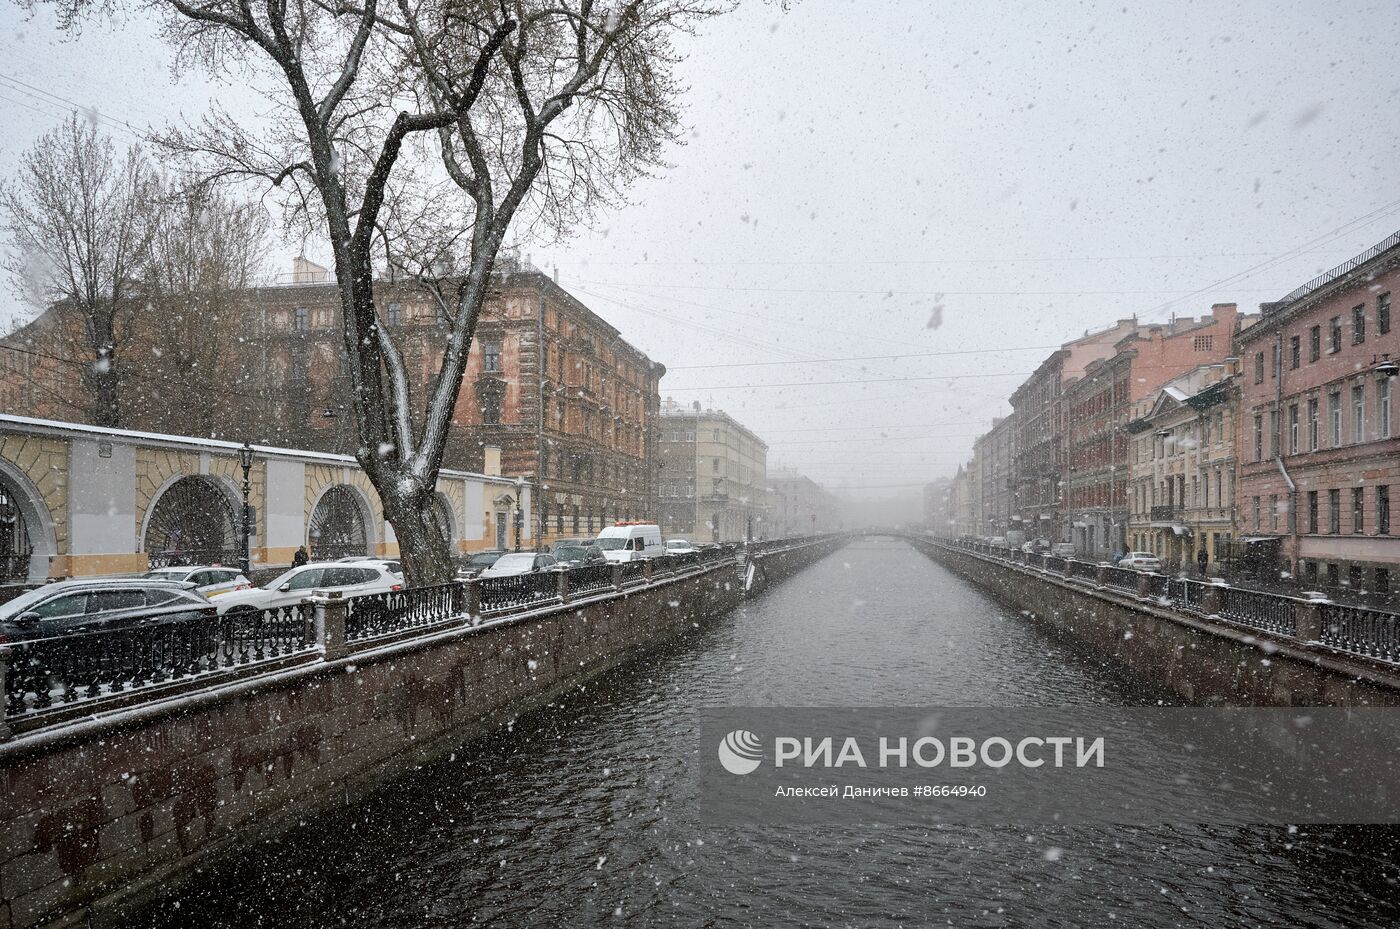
[658,400,769,542]
[973,415,1018,539]
[1126,364,1242,569]
[1235,232,1400,592]
[1062,304,1246,559]
[0,258,666,547]
[1010,319,1139,543]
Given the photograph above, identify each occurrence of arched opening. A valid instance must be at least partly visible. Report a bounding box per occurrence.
[308,485,371,560]
[432,492,456,546]
[144,475,240,568]
[0,462,56,584]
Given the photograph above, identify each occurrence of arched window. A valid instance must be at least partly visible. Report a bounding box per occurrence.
[144,476,238,568]
[308,486,370,559]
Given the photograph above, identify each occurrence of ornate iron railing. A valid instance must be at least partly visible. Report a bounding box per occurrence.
[344,583,465,641]
[568,563,615,596]
[1319,604,1400,663]
[1144,573,1172,600]
[1102,566,1140,593]
[1217,587,1296,636]
[1043,556,1068,575]
[5,604,312,718]
[1068,560,1099,583]
[1025,552,1045,570]
[619,560,647,586]
[1172,579,1210,616]
[478,570,561,614]
[147,548,244,569]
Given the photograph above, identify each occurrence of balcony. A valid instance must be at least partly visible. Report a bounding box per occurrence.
[1150,504,1178,523]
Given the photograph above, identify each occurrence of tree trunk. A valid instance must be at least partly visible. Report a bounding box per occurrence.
[90,348,120,428]
[381,486,456,588]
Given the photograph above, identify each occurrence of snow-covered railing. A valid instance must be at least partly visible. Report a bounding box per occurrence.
[0,538,808,737]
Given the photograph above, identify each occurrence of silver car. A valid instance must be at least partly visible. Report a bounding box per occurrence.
[144,565,252,600]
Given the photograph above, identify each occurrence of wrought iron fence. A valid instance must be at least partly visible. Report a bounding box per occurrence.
[5,604,312,718]
[478,570,561,613]
[1173,579,1210,616]
[1025,552,1045,570]
[568,563,615,596]
[345,583,465,641]
[147,548,244,569]
[1043,556,1068,575]
[1068,560,1099,583]
[619,560,647,586]
[1217,587,1296,636]
[1320,604,1400,663]
[1102,565,1140,593]
[1144,573,1171,600]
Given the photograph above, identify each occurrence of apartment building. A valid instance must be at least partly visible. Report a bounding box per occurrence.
[658,400,769,542]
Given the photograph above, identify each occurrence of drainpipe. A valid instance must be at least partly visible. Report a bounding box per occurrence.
[1271,330,1299,570]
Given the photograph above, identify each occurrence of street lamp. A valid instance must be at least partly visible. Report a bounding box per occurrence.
[513,476,525,552]
[238,443,254,576]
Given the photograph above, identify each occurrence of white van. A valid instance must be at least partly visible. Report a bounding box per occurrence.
[595,523,665,562]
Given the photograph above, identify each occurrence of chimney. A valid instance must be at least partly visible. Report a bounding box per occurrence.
[482,445,502,476]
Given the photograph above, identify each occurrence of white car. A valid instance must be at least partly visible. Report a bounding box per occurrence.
[212,561,403,615]
[1118,552,1163,572]
[665,539,697,555]
[479,552,557,578]
[144,565,252,600]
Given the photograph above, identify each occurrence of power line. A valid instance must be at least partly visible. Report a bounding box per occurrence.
[568,250,1355,267]
[0,71,149,141]
[665,344,1059,371]
[666,371,1033,391]
[583,279,1285,298]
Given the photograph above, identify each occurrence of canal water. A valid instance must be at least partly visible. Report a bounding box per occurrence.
[138,538,1400,928]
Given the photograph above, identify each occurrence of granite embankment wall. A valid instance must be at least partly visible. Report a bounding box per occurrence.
[0,539,844,928]
[913,539,1400,707]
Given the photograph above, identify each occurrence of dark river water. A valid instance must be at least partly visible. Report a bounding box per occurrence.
[137,538,1400,928]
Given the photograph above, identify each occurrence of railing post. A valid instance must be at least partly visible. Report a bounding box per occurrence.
[0,646,12,742]
[1136,573,1152,599]
[611,563,625,591]
[312,590,348,661]
[1295,595,1326,642]
[1202,580,1226,616]
[466,578,481,620]
[1095,565,1108,587]
[557,568,571,604]
[643,559,654,584]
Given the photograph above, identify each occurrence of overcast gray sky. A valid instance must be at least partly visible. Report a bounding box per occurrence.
[3,0,1398,507]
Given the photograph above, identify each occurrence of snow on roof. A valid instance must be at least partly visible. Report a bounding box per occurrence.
[0,413,519,485]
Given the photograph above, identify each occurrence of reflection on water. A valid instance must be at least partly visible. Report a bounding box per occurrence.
[137,539,1400,928]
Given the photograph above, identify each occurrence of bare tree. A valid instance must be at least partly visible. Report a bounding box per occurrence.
[136,183,271,437]
[40,0,724,585]
[1,114,154,427]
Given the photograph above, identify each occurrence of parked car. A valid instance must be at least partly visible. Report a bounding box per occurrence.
[989,536,1008,549]
[595,523,665,562]
[143,565,252,600]
[1050,542,1077,559]
[551,543,605,567]
[211,562,403,615]
[1118,552,1163,572]
[479,552,558,578]
[0,577,213,644]
[336,555,404,575]
[458,550,507,579]
[665,539,698,555]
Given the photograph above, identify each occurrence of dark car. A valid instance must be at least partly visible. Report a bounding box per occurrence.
[459,549,508,579]
[551,542,606,566]
[0,577,213,644]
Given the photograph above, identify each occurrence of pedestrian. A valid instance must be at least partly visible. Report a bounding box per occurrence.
[1197,547,1209,577]
[292,545,309,568]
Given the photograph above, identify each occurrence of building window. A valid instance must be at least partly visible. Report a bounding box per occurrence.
[712,457,720,472]
[1353,304,1366,344]
[1309,325,1321,362]
[1326,563,1339,587]
[1269,494,1278,532]
[481,392,501,424]
[1307,490,1318,534]
[1252,414,1263,462]
[1381,379,1392,439]
[1330,391,1342,446]
[1328,488,1341,534]
[1289,335,1300,370]
[1307,397,1319,451]
[1254,352,1264,384]
[1288,403,1299,454]
[1380,485,1391,535]
[1351,485,1366,534]
[292,306,309,331]
[1330,316,1342,353]
[1252,496,1260,531]
[483,341,502,373]
[1352,384,1365,443]
[1380,292,1392,334]
[385,302,401,326]
[1379,568,1391,593]
[1349,564,1364,590]
[1193,334,1214,352]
